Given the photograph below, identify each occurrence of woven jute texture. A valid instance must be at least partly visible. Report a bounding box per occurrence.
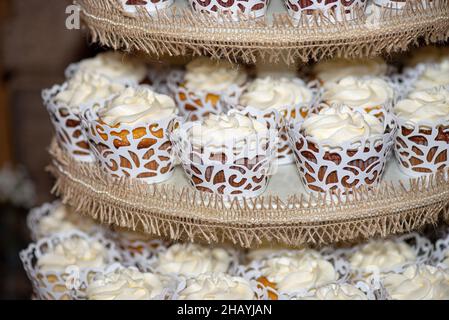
[47,141,449,248]
[76,0,449,64]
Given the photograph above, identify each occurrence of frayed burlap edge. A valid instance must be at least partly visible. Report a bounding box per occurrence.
[47,140,449,248]
[75,0,449,64]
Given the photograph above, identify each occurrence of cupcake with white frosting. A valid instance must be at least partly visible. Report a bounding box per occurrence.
[66,51,147,85]
[168,57,247,121]
[298,283,369,300]
[86,265,168,300]
[170,112,276,197]
[19,231,121,300]
[411,61,449,91]
[393,86,449,177]
[312,57,388,85]
[288,105,396,193]
[81,86,178,183]
[177,273,255,300]
[42,71,125,162]
[381,265,449,300]
[322,76,395,114]
[154,243,234,277]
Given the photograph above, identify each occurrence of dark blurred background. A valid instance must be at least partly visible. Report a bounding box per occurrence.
[0,0,98,299]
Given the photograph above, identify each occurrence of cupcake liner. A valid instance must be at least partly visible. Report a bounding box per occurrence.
[234,249,351,300]
[42,84,95,162]
[394,116,449,178]
[19,231,122,300]
[167,69,245,121]
[288,109,397,194]
[119,0,174,15]
[26,201,103,241]
[431,230,449,269]
[285,0,367,22]
[80,101,178,184]
[169,117,278,198]
[188,0,269,20]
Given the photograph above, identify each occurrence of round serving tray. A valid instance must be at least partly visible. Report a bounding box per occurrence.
[48,140,449,248]
[76,0,449,64]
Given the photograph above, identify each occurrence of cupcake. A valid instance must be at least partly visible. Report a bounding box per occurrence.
[393,86,449,177]
[153,243,234,277]
[285,0,366,22]
[27,202,98,241]
[19,231,121,300]
[168,57,247,121]
[433,231,449,268]
[322,76,395,114]
[312,57,388,85]
[188,0,269,20]
[298,283,369,300]
[381,265,449,300]
[227,76,317,165]
[120,0,174,16]
[42,71,125,162]
[288,105,396,194]
[81,86,178,183]
[177,273,256,300]
[86,265,168,300]
[170,112,276,198]
[412,60,449,91]
[66,51,147,85]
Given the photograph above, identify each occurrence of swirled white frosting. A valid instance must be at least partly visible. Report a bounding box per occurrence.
[349,239,416,272]
[313,57,387,84]
[323,76,394,108]
[54,71,125,109]
[86,267,164,300]
[395,88,449,123]
[406,46,449,67]
[260,250,338,293]
[99,87,176,126]
[382,265,449,300]
[37,237,107,273]
[178,273,255,300]
[76,51,147,84]
[414,60,449,90]
[189,113,268,152]
[442,252,449,267]
[301,106,384,147]
[37,204,96,238]
[184,57,247,92]
[156,243,232,277]
[239,77,314,110]
[300,284,368,300]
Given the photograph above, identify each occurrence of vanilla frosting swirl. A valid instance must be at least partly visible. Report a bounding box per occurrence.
[349,240,416,272]
[239,77,314,110]
[413,60,449,90]
[260,250,338,294]
[301,284,368,300]
[37,237,107,273]
[382,265,449,300]
[99,87,176,126]
[76,51,147,84]
[313,57,387,84]
[156,243,232,277]
[54,71,125,110]
[323,76,394,108]
[87,267,164,300]
[301,106,384,147]
[184,57,247,92]
[178,273,255,300]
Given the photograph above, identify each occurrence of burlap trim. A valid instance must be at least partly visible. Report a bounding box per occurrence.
[47,140,449,248]
[75,0,449,64]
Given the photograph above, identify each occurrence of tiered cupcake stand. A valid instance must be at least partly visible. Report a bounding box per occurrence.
[23,0,449,300]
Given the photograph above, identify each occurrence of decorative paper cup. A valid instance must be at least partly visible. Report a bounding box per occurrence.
[167,69,245,121]
[42,84,95,162]
[288,109,396,194]
[169,116,277,198]
[285,0,367,23]
[80,101,178,184]
[432,230,449,269]
[19,231,121,300]
[394,116,449,178]
[188,0,269,20]
[119,0,174,16]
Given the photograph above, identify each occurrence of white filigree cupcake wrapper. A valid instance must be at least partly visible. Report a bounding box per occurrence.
[80,100,178,184]
[19,231,122,300]
[188,0,269,21]
[431,228,449,269]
